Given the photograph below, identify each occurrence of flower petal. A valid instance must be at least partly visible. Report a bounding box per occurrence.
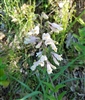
[36,41,42,48]
[50,63,56,69]
[48,22,63,31]
[31,25,39,35]
[24,36,40,44]
[51,43,57,52]
[39,61,44,67]
[36,51,42,57]
[52,55,59,66]
[30,62,39,71]
[51,52,63,61]
[42,33,50,40]
[47,61,52,74]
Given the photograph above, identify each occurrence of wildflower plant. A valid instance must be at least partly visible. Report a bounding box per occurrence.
[24,12,63,74]
[1,0,84,99]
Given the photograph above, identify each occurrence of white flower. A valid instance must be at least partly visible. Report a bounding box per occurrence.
[36,41,42,48]
[52,55,59,66]
[47,61,52,74]
[51,52,63,66]
[49,63,56,70]
[41,12,48,19]
[51,52,63,61]
[48,22,63,32]
[31,62,39,71]
[36,51,42,57]
[38,60,45,66]
[31,25,39,35]
[40,55,47,62]
[44,38,53,46]
[26,25,39,36]
[30,55,47,71]
[24,36,40,44]
[38,55,47,66]
[30,54,57,74]
[51,43,57,52]
[45,39,57,52]
[42,33,50,40]
[42,33,57,52]
[46,61,56,74]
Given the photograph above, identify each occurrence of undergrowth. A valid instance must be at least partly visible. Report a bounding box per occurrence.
[0,0,85,100]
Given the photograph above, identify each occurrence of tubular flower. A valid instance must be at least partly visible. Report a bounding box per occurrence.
[30,62,39,71]
[42,33,57,52]
[42,33,51,40]
[38,55,47,66]
[46,61,56,74]
[26,25,39,36]
[24,36,40,44]
[31,25,39,35]
[36,41,42,48]
[51,52,63,65]
[46,61,52,74]
[30,54,57,74]
[36,51,42,57]
[30,55,47,71]
[48,21,63,32]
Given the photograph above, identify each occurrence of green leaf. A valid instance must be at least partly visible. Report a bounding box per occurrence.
[0,81,9,87]
[9,74,33,92]
[0,64,6,68]
[79,27,85,37]
[0,58,2,64]
[19,91,41,100]
[76,44,85,54]
[74,43,82,52]
[46,95,56,100]
[42,82,54,91]
[54,84,65,92]
[0,74,7,81]
[73,34,79,39]
[58,91,66,100]
[0,69,5,76]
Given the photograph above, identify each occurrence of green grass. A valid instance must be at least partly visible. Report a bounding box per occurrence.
[0,0,85,100]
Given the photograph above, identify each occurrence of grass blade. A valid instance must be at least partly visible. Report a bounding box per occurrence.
[19,91,42,100]
[9,74,33,92]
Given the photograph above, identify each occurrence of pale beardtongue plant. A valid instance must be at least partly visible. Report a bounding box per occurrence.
[24,12,63,74]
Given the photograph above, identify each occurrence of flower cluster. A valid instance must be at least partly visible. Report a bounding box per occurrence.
[30,52,63,74]
[31,54,57,74]
[24,12,63,74]
[24,26,40,44]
